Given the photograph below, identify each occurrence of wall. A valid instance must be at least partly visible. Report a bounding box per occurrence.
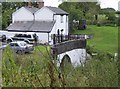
[49,15,69,44]
[36,33,49,44]
[35,7,53,21]
[12,7,34,23]
[0,31,24,38]
[53,15,69,35]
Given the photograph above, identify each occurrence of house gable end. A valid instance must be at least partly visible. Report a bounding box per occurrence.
[35,7,55,21]
[35,6,55,15]
[12,7,34,22]
[12,7,33,16]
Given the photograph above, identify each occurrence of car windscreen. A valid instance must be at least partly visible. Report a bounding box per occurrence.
[10,43,19,47]
[14,34,32,38]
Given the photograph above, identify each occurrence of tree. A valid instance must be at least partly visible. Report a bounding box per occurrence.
[100,8,116,21]
[2,2,26,30]
[59,2,100,31]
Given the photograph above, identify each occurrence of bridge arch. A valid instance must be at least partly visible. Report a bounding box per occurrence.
[60,54,71,67]
[57,48,86,67]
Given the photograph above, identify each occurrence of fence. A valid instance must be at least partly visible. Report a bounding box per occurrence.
[52,34,87,44]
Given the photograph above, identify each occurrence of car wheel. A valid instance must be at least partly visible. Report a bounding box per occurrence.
[7,39,12,43]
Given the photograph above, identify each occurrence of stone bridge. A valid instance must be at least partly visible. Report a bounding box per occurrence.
[51,38,87,67]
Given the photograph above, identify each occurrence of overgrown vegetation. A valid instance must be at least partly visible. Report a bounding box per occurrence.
[2,44,118,87]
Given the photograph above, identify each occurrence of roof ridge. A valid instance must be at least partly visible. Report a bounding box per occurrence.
[45,6,69,15]
[24,6,39,13]
[24,6,38,9]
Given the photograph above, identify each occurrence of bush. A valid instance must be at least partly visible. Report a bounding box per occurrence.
[96,22,101,27]
[97,20,117,27]
[86,20,94,25]
[2,45,118,87]
[86,45,114,59]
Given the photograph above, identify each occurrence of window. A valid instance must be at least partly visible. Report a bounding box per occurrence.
[10,43,14,46]
[15,43,19,46]
[66,16,68,22]
[10,43,19,47]
[14,34,31,38]
[26,35,31,38]
[61,15,64,23]
[14,34,22,37]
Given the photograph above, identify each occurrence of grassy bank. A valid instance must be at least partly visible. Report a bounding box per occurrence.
[1,25,118,87]
[72,25,118,54]
[2,45,118,87]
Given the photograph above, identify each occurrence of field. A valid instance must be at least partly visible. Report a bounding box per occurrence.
[1,25,119,87]
[72,25,118,54]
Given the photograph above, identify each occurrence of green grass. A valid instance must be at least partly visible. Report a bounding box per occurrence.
[2,46,52,87]
[72,25,118,54]
[2,46,118,87]
[2,25,118,87]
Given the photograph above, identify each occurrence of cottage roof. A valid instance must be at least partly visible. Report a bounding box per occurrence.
[7,21,55,33]
[24,7,39,14]
[6,21,33,31]
[46,6,69,15]
[14,6,68,15]
[30,21,55,32]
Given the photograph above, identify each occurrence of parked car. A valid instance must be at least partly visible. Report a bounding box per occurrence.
[0,41,34,54]
[7,33,38,44]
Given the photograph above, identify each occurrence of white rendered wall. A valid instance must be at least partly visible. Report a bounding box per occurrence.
[53,15,68,35]
[35,7,53,21]
[36,33,49,44]
[0,31,26,38]
[12,7,34,23]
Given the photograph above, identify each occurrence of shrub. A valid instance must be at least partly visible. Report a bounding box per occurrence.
[2,45,118,87]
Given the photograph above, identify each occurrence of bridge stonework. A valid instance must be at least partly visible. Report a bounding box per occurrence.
[57,48,86,67]
[51,34,88,67]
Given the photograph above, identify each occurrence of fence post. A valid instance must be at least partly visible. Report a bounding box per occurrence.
[61,29,64,42]
[57,29,60,43]
[53,34,56,45]
[61,34,63,42]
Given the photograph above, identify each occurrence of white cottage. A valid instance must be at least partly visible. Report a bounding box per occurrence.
[7,4,69,44]
[6,2,87,67]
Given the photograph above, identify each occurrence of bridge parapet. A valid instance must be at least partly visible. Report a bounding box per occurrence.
[50,34,92,67]
[51,39,86,55]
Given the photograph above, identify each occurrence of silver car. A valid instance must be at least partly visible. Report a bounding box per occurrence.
[0,41,34,54]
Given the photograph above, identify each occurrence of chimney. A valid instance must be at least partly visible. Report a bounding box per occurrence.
[28,0,32,8]
[37,0,44,9]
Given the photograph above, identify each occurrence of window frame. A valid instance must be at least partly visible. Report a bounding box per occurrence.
[60,15,64,23]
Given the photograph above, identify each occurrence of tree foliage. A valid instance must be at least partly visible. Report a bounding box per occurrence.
[99,8,116,21]
[59,2,101,31]
[2,2,26,30]
[59,2,100,20]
